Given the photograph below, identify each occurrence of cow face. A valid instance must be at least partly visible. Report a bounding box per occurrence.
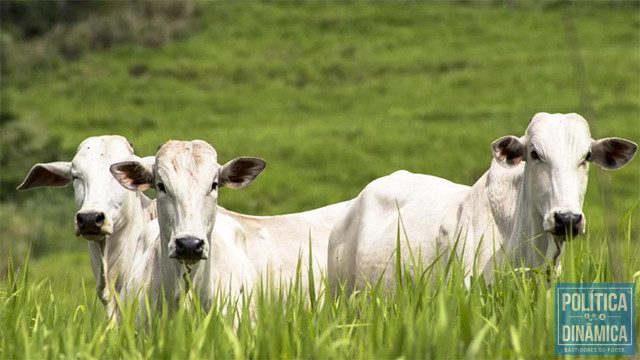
[492,113,637,239]
[18,135,143,241]
[111,140,266,265]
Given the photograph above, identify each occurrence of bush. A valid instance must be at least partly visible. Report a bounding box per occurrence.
[0,1,108,39]
[2,0,195,74]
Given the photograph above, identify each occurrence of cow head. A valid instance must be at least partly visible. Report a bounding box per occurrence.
[110,140,266,265]
[492,113,637,239]
[17,135,150,241]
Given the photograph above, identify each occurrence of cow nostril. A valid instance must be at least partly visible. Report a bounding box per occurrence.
[175,239,185,253]
[195,239,204,254]
[95,212,105,226]
[571,214,583,225]
[554,213,567,225]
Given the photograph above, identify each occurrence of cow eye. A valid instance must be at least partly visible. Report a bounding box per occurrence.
[530,150,540,161]
[581,151,592,166]
[211,181,218,191]
[157,182,166,193]
[585,150,592,162]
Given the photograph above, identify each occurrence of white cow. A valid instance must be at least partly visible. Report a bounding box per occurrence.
[111,140,350,312]
[111,140,266,311]
[17,136,157,318]
[328,113,637,292]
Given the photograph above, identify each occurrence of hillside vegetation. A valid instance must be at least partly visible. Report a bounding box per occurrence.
[3,1,638,261]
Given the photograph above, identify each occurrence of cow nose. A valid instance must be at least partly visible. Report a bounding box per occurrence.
[174,236,205,260]
[554,212,583,237]
[76,212,106,233]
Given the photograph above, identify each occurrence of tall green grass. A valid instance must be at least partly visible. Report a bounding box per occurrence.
[2,214,638,359]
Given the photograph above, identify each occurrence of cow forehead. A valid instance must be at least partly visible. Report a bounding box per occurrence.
[526,113,592,153]
[156,140,219,176]
[73,135,135,170]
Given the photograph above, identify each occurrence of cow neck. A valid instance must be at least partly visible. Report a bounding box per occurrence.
[88,240,108,304]
[484,160,557,269]
[102,191,155,301]
[189,205,220,309]
[157,230,181,310]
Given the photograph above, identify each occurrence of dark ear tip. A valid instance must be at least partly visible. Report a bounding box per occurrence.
[109,161,135,177]
[491,136,512,151]
[240,157,267,170]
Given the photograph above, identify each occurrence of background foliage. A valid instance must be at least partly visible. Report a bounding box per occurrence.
[1,1,638,358]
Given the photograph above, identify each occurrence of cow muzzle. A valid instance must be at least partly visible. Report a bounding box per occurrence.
[544,210,585,238]
[75,211,112,241]
[170,236,208,264]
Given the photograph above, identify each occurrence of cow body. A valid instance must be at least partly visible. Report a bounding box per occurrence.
[328,113,637,292]
[219,200,350,291]
[328,171,469,291]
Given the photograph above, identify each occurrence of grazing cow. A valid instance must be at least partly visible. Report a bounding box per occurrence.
[111,140,266,311]
[328,113,637,292]
[17,136,157,319]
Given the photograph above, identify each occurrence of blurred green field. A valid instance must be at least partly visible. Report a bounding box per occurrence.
[1,1,639,358]
[4,2,639,260]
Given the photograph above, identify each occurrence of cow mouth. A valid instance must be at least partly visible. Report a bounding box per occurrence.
[76,229,111,241]
[169,250,208,264]
[179,259,201,265]
[548,222,584,240]
[170,255,203,265]
[551,231,580,241]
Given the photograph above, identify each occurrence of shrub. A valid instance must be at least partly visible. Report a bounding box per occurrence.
[0,1,110,39]
[3,0,195,73]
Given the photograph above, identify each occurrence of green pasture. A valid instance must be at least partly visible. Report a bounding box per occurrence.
[3,222,640,359]
[1,2,639,358]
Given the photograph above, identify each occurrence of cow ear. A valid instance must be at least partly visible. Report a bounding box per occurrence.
[219,157,266,189]
[492,136,526,168]
[591,138,637,170]
[110,161,155,192]
[17,162,73,190]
